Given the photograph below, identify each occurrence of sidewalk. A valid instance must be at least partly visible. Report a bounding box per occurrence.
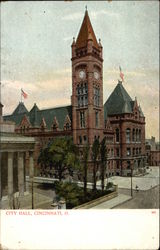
[91,194,132,209]
[1,192,53,209]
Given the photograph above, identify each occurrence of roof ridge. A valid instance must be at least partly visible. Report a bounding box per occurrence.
[39,105,71,112]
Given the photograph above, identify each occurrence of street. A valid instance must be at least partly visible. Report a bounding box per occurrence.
[30,166,159,209]
[115,185,159,209]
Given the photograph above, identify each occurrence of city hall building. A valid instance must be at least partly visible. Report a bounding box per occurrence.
[3,10,146,177]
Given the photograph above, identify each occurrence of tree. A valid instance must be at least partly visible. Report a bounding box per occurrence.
[92,138,100,191]
[100,137,107,191]
[49,137,80,181]
[38,146,53,176]
[82,144,90,197]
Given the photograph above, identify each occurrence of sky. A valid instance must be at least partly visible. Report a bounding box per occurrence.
[1,1,159,140]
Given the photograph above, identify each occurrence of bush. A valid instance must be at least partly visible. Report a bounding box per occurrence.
[54,181,114,208]
[54,181,83,208]
[106,182,114,189]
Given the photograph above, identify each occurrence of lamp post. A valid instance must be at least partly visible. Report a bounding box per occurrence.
[31,177,34,209]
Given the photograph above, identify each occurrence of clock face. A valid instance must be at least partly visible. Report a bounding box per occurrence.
[79,70,86,79]
[94,71,99,80]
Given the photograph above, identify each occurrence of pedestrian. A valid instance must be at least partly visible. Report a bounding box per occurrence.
[135,185,139,192]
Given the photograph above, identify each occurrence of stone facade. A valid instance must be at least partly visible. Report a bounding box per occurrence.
[0,101,35,207]
[3,10,146,178]
[146,137,160,166]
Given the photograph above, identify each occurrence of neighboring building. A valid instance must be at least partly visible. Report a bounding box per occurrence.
[0,101,35,208]
[3,10,146,177]
[145,137,160,166]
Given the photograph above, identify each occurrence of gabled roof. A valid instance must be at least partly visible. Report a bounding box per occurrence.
[4,104,72,130]
[12,102,28,115]
[76,10,99,49]
[104,81,133,118]
[138,105,144,117]
[29,103,40,126]
[37,106,72,130]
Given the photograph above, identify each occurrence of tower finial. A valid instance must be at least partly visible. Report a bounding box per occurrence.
[85,5,87,11]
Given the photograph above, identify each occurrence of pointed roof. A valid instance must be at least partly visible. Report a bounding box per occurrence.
[76,10,99,49]
[40,117,47,128]
[104,81,133,118]
[138,105,144,117]
[4,104,72,130]
[12,102,28,115]
[29,103,40,126]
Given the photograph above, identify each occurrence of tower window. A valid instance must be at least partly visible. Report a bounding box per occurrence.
[95,111,99,127]
[77,83,88,107]
[80,111,85,128]
[94,86,100,106]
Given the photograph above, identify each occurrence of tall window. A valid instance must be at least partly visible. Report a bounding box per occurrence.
[116,128,119,142]
[127,148,131,156]
[80,111,85,128]
[94,86,100,106]
[126,128,131,143]
[139,129,141,141]
[133,148,135,156]
[132,129,135,142]
[136,129,138,142]
[77,83,88,107]
[95,111,99,127]
[116,148,119,157]
[127,161,131,169]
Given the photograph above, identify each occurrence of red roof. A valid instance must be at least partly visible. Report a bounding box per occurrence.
[76,10,99,49]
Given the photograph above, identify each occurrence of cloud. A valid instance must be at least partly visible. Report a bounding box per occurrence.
[62,12,82,21]
[90,10,120,20]
[63,36,73,42]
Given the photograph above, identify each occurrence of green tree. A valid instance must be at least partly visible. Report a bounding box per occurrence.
[82,144,90,197]
[54,181,83,208]
[100,137,107,191]
[38,146,53,176]
[49,137,79,181]
[92,138,100,191]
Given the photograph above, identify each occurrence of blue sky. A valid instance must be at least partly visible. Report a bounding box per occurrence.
[1,1,159,140]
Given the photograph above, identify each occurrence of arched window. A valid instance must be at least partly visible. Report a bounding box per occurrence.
[139,129,141,141]
[65,123,70,130]
[126,128,131,143]
[80,111,85,128]
[53,124,57,130]
[136,129,138,142]
[79,136,82,144]
[77,83,88,107]
[95,111,99,127]
[116,128,119,142]
[132,129,135,142]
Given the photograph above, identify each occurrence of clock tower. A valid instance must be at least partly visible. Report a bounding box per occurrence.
[71,10,104,145]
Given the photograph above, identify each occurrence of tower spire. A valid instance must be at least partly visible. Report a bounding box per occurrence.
[76,9,99,49]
